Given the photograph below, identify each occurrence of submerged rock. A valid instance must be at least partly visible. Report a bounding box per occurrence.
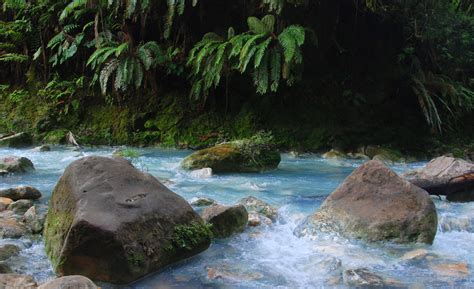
[0,156,35,174]
[38,275,98,289]
[0,273,36,288]
[181,140,280,173]
[0,186,42,201]
[43,156,211,284]
[32,145,51,152]
[404,156,474,202]
[430,262,469,278]
[0,132,33,148]
[295,160,437,244]
[202,204,248,238]
[343,268,385,287]
[238,196,278,221]
[190,168,213,178]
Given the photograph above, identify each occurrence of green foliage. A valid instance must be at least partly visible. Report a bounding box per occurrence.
[187,15,308,99]
[7,89,28,103]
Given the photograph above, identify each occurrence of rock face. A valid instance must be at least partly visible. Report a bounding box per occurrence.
[182,142,280,173]
[404,156,474,202]
[0,156,35,173]
[295,160,437,244]
[201,205,248,238]
[0,186,42,201]
[43,156,211,284]
[0,132,33,148]
[38,275,98,289]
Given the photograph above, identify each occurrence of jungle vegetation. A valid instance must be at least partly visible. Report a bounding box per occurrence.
[0,0,473,152]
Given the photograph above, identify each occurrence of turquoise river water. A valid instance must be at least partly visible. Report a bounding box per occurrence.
[0,147,473,288]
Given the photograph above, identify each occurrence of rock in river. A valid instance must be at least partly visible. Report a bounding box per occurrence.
[38,275,98,289]
[43,156,211,284]
[295,160,437,244]
[404,156,474,202]
[0,156,34,174]
[181,140,280,173]
[202,204,248,238]
[0,186,42,201]
[0,273,36,288]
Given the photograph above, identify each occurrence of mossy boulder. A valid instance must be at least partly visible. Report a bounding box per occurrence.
[201,204,248,238]
[43,156,211,284]
[0,132,33,148]
[181,135,281,173]
[0,156,34,173]
[295,160,437,244]
[363,145,403,163]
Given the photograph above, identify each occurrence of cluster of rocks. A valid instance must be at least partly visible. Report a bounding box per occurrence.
[322,145,404,163]
[0,274,98,289]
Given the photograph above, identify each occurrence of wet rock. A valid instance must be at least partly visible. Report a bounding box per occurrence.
[38,275,98,289]
[0,244,21,261]
[32,145,51,152]
[295,160,437,244]
[190,197,216,207]
[322,149,345,159]
[364,145,403,163]
[182,141,280,173]
[0,132,33,148]
[202,205,248,238]
[401,249,430,261]
[207,266,263,281]
[0,218,28,238]
[22,206,44,234]
[343,268,385,287]
[0,262,13,273]
[190,168,213,178]
[0,198,13,212]
[430,262,469,278]
[0,156,35,174]
[404,156,474,202]
[0,170,7,177]
[247,212,271,227]
[8,200,33,214]
[238,196,278,221]
[43,156,211,284]
[0,273,36,288]
[346,152,370,160]
[0,186,42,201]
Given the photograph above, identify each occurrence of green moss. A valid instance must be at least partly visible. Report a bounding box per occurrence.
[43,129,68,144]
[169,222,213,251]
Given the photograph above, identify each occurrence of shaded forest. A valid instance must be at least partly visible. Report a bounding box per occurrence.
[0,0,473,156]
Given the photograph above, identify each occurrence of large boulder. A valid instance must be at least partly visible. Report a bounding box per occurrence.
[404,156,474,202]
[182,141,280,173]
[295,160,437,244]
[43,156,211,284]
[38,275,98,289]
[201,205,248,238]
[0,156,35,173]
[0,132,33,148]
[0,186,42,201]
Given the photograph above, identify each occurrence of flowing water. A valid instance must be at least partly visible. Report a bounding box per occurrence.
[1,147,473,288]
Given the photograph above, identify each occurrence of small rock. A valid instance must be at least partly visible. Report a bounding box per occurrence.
[0,262,13,273]
[0,274,37,288]
[32,145,51,152]
[190,168,213,178]
[0,198,13,207]
[0,244,21,261]
[343,268,385,287]
[322,149,346,159]
[190,197,216,207]
[38,275,98,289]
[0,170,7,177]
[247,212,272,227]
[202,205,248,238]
[23,206,44,234]
[207,267,263,281]
[401,249,430,261]
[238,196,278,221]
[0,156,35,173]
[0,219,28,238]
[430,262,469,278]
[8,200,34,214]
[0,186,42,201]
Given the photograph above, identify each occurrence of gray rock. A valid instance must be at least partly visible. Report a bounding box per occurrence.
[404,156,474,202]
[38,275,98,289]
[0,244,21,261]
[295,160,437,244]
[238,196,278,221]
[0,273,36,288]
[23,206,44,234]
[202,204,248,238]
[8,200,34,214]
[343,268,385,287]
[0,186,42,201]
[32,145,51,152]
[43,156,211,284]
[0,218,28,238]
[0,156,35,173]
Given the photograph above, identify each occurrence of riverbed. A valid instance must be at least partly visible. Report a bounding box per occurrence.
[1,147,473,288]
